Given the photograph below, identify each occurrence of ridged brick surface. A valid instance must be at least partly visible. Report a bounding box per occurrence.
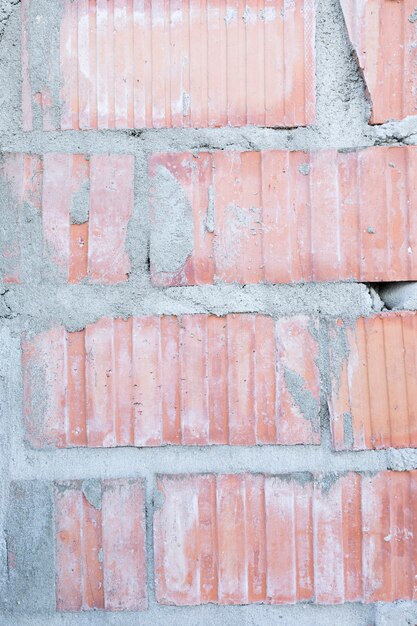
[341,0,417,124]
[329,312,417,451]
[55,478,146,611]
[21,0,316,130]
[23,314,320,448]
[154,471,417,605]
[0,153,133,284]
[150,147,417,286]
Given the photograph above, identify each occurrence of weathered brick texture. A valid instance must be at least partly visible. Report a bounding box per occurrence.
[0,153,133,284]
[55,478,146,611]
[155,472,417,605]
[329,312,417,451]
[21,0,316,130]
[23,314,320,448]
[341,0,417,124]
[150,147,417,286]
[4,0,417,621]
[3,479,146,613]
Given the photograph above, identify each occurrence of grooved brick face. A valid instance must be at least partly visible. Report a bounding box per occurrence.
[22,314,320,448]
[21,0,316,130]
[341,0,417,124]
[329,311,417,451]
[0,153,133,284]
[149,147,417,286]
[154,471,417,605]
[55,478,146,611]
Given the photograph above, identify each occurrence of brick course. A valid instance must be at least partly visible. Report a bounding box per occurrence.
[23,314,320,448]
[150,147,417,286]
[155,471,417,605]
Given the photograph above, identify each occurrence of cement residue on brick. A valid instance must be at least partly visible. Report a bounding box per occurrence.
[150,165,194,275]
[81,478,102,511]
[70,179,90,225]
[26,0,62,129]
[283,367,320,432]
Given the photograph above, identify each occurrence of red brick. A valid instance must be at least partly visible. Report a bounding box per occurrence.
[154,471,417,605]
[21,0,316,130]
[341,0,417,124]
[55,478,146,611]
[23,314,320,448]
[0,153,133,284]
[329,312,417,451]
[150,147,417,286]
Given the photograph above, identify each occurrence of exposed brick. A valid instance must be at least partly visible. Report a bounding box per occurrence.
[0,153,133,284]
[150,147,417,286]
[154,471,417,605]
[329,312,417,451]
[55,478,146,611]
[341,0,417,124]
[21,0,316,130]
[23,314,320,448]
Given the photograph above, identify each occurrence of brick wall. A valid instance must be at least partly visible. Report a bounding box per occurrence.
[1,1,417,625]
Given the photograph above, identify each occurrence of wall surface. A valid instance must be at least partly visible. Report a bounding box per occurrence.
[1,0,417,624]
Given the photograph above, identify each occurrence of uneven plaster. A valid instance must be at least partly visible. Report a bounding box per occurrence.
[0,0,417,624]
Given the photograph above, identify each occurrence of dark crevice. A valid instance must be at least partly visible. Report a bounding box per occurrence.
[0,287,14,319]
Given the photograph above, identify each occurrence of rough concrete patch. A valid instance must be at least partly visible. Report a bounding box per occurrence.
[70,180,90,225]
[150,165,194,274]
[408,8,417,23]
[342,412,354,449]
[316,470,351,495]
[284,367,319,432]
[81,478,102,511]
[206,184,215,233]
[0,604,377,625]
[23,354,49,449]
[325,318,351,387]
[2,481,55,613]
[0,0,19,41]
[0,160,20,281]
[27,0,63,129]
[315,0,371,142]
[375,601,417,626]
[273,471,313,487]
[386,448,417,471]
[298,163,310,175]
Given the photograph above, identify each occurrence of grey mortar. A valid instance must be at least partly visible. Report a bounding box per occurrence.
[150,165,194,274]
[1,0,417,623]
[81,478,102,510]
[283,367,320,432]
[70,179,90,225]
[26,0,62,130]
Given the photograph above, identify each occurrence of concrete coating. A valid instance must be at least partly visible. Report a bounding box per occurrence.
[1,0,417,623]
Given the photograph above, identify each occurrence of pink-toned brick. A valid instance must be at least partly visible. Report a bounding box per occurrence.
[0,153,133,284]
[150,147,417,286]
[21,0,316,130]
[23,314,320,448]
[341,0,417,124]
[55,478,146,611]
[329,312,417,451]
[154,471,417,605]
